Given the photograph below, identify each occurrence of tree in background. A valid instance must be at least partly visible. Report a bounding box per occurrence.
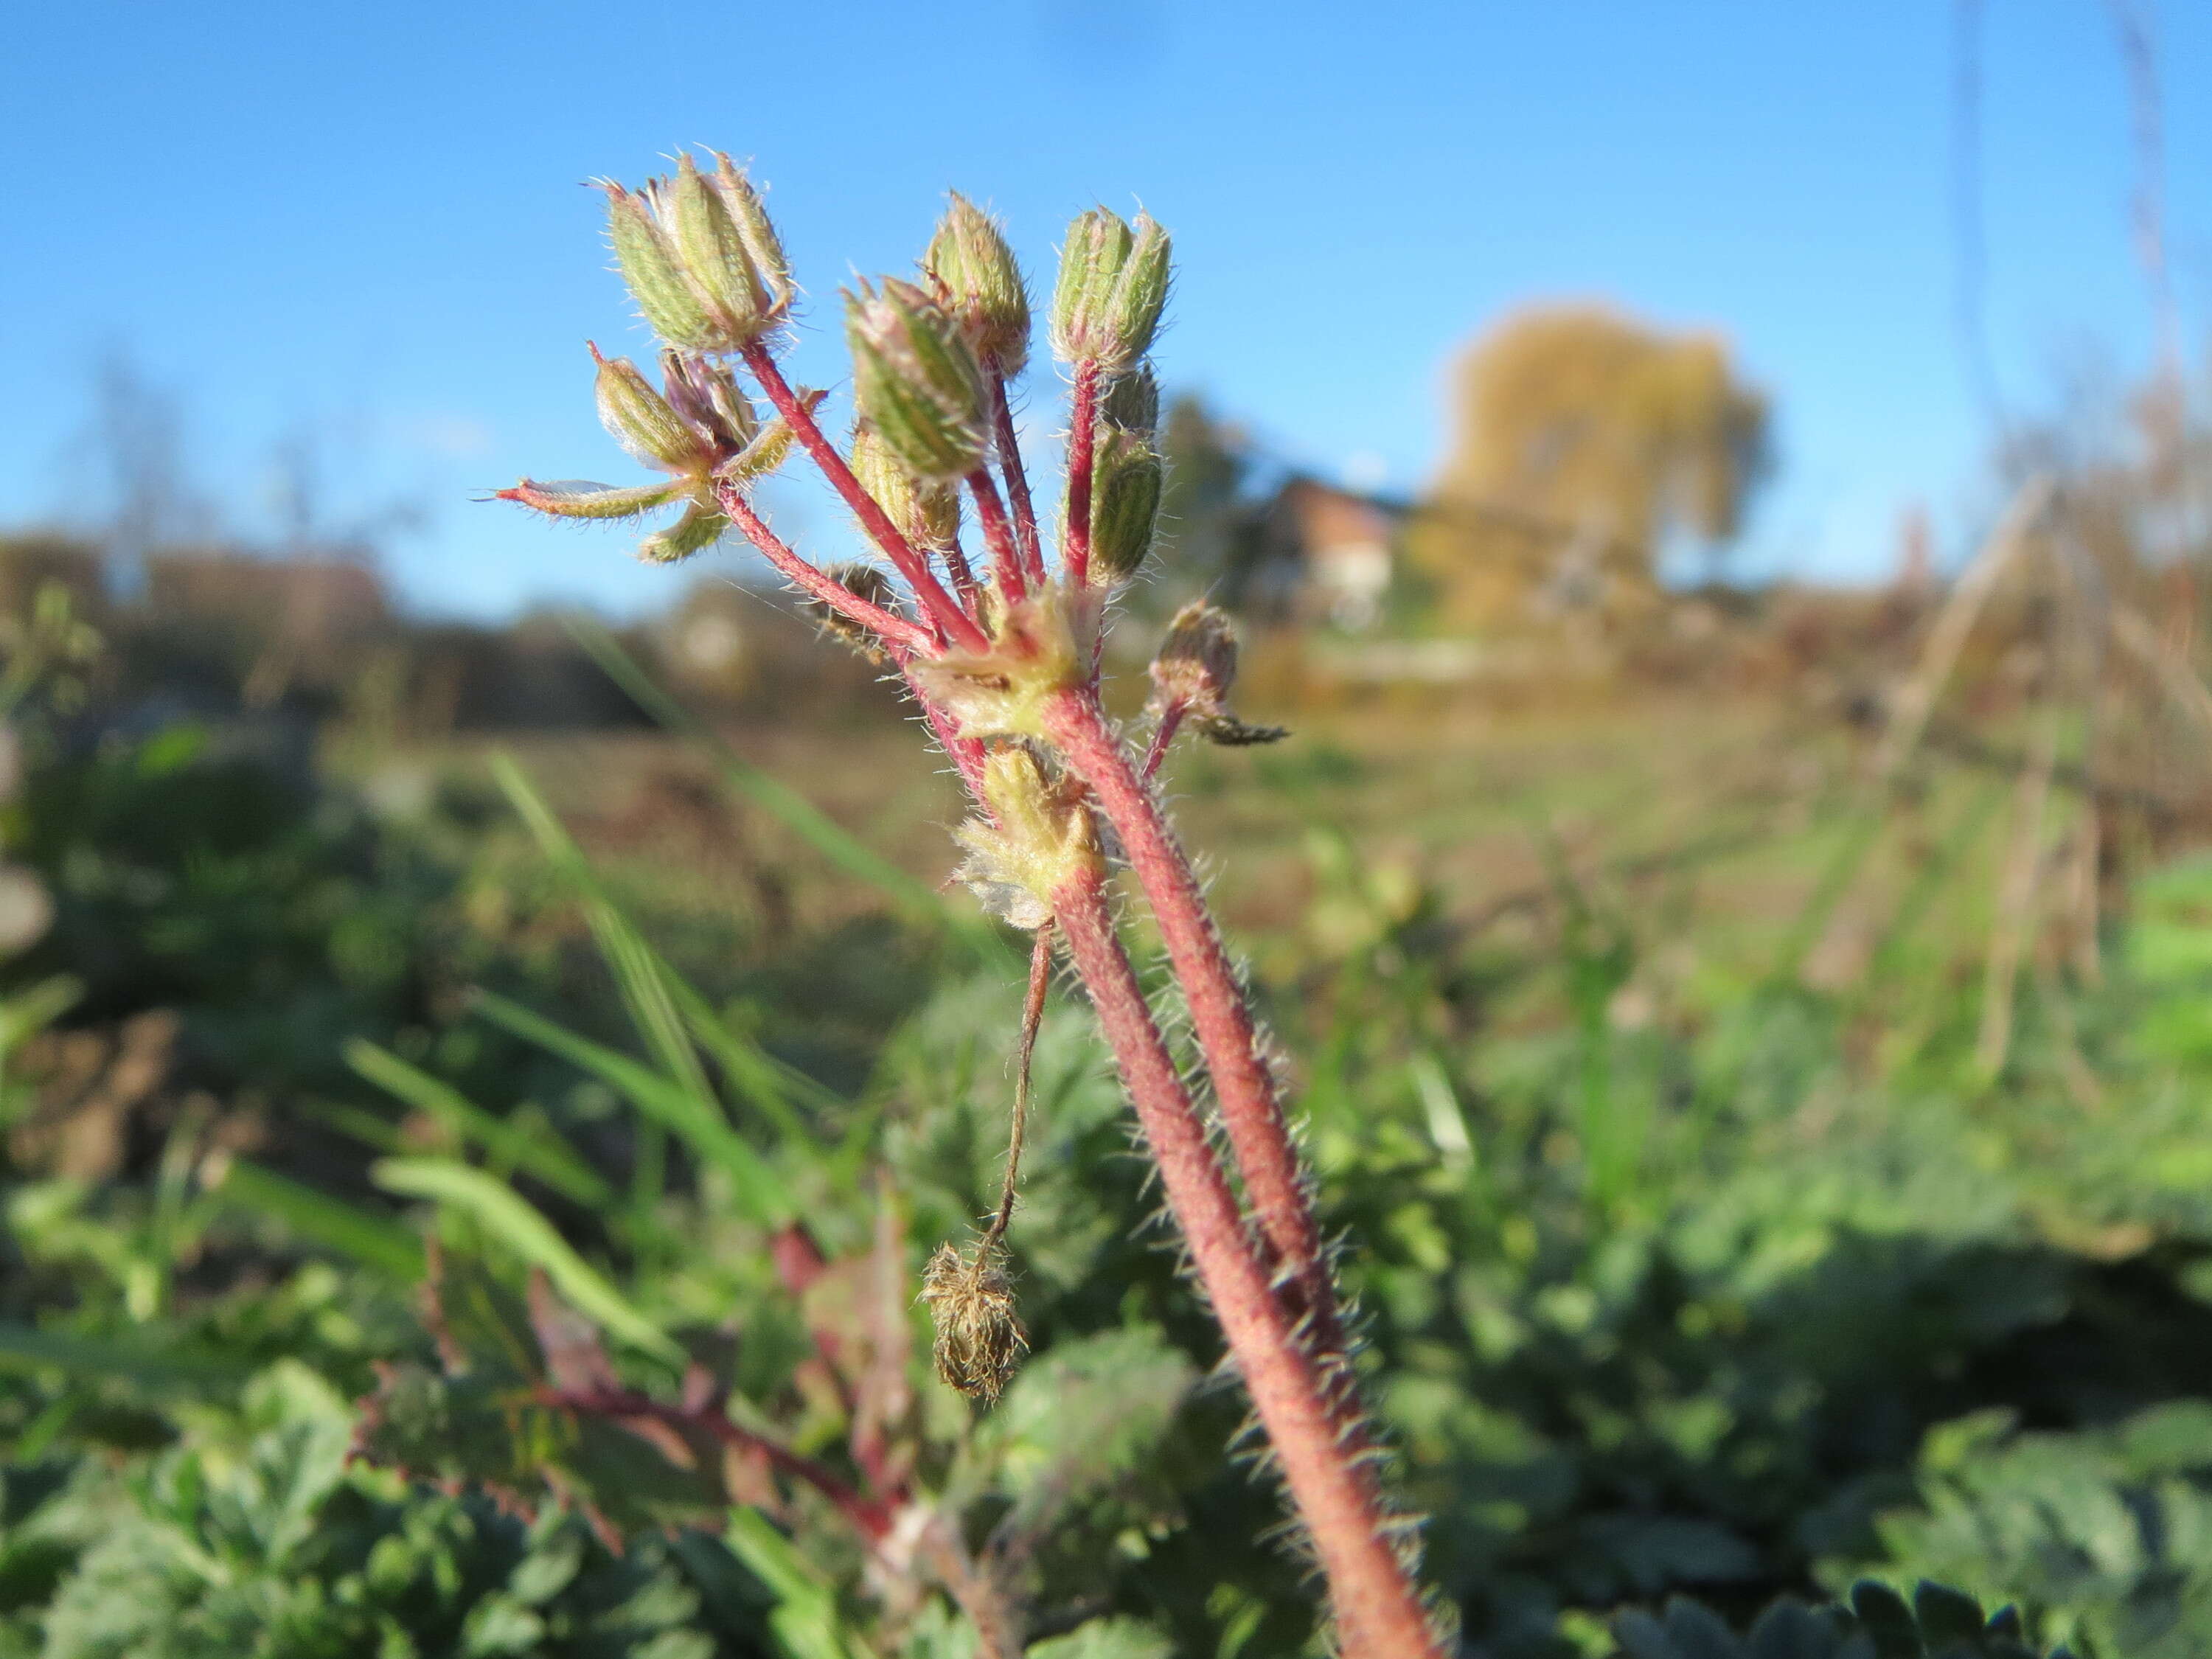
[1132,392,1254,613]
[1411,304,1770,630]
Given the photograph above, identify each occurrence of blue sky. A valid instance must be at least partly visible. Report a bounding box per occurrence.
[2,1,2203,619]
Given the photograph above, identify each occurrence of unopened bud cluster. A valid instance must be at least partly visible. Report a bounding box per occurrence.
[604,153,790,355]
[1051,209,1172,374]
[1148,601,1288,746]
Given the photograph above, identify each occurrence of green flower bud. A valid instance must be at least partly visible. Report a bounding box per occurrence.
[925,193,1031,375]
[661,154,776,347]
[604,183,719,353]
[1088,426,1163,585]
[602,156,790,355]
[846,279,989,481]
[850,423,961,549]
[1050,208,1172,373]
[591,346,713,473]
[1099,364,1161,435]
[495,478,684,520]
[637,502,729,563]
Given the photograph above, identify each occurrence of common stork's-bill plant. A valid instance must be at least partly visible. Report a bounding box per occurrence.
[498,152,1447,1658]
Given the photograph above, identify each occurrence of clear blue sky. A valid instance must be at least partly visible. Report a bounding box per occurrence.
[2,1,2203,619]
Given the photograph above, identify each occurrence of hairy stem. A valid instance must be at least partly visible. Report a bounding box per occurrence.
[990,374,1046,587]
[716,486,934,657]
[1049,867,1440,1659]
[1060,360,1102,590]
[1141,700,1188,782]
[741,344,989,652]
[984,925,1054,1251]
[1046,688,1356,1416]
[965,466,1027,606]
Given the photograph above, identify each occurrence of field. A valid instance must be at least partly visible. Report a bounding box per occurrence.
[7,613,2212,1658]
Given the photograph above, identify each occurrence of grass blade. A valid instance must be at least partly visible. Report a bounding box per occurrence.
[371,1157,682,1365]
[471,990,796,1225]
[344,1037,612,1210]
[216,1158,426,1281]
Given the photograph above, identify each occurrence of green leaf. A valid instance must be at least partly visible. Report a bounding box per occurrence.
[371,1158,682,1365]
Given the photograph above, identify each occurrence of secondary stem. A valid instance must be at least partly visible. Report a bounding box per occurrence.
[717,487,935,657]
[1061,361,1102,590]
[1045,687,1357,1417]
[742,344,990,653]
[990,375,1046,587]
[965,466,1026,605]
[1049,867,1440,1659]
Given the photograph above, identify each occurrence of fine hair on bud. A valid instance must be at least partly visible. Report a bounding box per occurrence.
[1101,364,1161,435]
[1088,426,1164,585]
[805,563,901,662]
[846,279,990,481]
[592,347,712,473]
[1051,207,1172,373]
[1148,599,1290,745]
[925,192,1032,375]
[602,158,789,355]
[849,422,961,549]
[922,1239,1026,1404]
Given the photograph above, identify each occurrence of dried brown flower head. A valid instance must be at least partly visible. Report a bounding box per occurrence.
[921,1239,1026,1404]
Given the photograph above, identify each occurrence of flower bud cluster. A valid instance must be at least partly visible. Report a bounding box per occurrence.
[846,279,990,481]
[498,346,810,564]
[1050,209,1172,374]
[925,194,1032,375]
[604,153,791,355]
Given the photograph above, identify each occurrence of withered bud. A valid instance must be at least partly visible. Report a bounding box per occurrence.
[591,346,713,473]
[1099,364,1161,436]
[1147,601,1291,746]
[849,422,961,549]
[1088,426,1162,585]
[1148,600,1239,716]
[660,350,760,455]
[1050,208,1172,373]
[846,279,990,481]
[925,192,1031,375]
[804,563,901,662]
[921,1239,1026,1404]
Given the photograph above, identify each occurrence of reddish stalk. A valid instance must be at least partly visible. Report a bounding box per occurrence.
[1049,866,1441,1659]
[741,344,989,653]
[964,466,1026,605]
[716,486,935,657]
[1140,700,1188,782]
[534,1383,897,1542]
[989,375,1046,587]
[1060,360,1103,590]
[1045,688,1354,1407]
[938,533,981,615]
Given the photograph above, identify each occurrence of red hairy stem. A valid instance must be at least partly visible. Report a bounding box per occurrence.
[964,466,1026,605]
[1060,360,1102,589]
[715,486,934,657]
[939,533,981,614]
[1050,868,1441,1659]
[989,375,1046,587]
[533,1384,897,1542]
[1045,688,1354,1409]
[741,344,989,653]
[1140,700,1188,783]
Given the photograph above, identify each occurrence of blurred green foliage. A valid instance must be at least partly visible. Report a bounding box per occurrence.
[2,603,2211,1655]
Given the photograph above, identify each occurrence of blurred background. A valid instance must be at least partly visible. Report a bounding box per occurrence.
[4,4,2212,1656]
